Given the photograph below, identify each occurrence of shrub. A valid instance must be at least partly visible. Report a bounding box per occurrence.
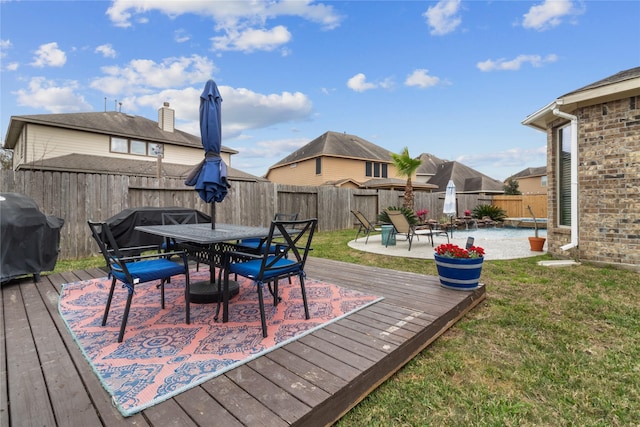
[378,206,418,225]
[472,204,507,221]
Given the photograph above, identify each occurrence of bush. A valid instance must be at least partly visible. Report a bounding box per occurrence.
[472,204,507,221]
[378,206,418,225]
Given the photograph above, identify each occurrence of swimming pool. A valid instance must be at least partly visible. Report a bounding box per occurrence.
[453,227,547,241]
[502,217,548,229]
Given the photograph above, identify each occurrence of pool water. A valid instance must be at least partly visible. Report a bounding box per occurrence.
[453,227,547,240]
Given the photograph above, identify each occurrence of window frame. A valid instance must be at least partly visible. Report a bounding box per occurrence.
[557,124,572,227]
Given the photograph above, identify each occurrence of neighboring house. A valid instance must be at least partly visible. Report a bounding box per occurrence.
[416,153,504,194]
[265,131,437,191]
[522,66,640,270]
[265,131,503,193]
[2,103,264,182]
[505,166,547,195]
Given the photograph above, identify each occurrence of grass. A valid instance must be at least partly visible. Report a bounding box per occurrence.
[49,229,640,426]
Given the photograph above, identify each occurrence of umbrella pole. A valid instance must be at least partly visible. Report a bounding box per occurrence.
[211,202,215,230]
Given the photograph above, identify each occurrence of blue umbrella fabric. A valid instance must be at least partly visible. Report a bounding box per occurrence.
[185,79,229,204]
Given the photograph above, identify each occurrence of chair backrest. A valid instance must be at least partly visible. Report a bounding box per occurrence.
[257,218,317,281]
[87,221,132,282]
[386,210,411,234]
[273,213,298,221]
[162,211,198,225]
[351,210,375,230]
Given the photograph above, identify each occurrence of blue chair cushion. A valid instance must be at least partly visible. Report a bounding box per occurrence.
[239,238,279,254]
[112,258,186,285]
[229,256,299,282]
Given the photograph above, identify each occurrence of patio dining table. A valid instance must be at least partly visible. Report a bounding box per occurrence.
[135,223,272,303]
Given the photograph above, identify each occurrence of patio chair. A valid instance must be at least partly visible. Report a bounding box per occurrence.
[238,213,299,254]
[351,210,382,244]
[385,209,448,251]
[217,218,317,338]
[161,211,201,271]
[88,221,192,343]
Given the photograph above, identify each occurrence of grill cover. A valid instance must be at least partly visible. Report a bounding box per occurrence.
[104,207,211,248]
[1,193,64,283]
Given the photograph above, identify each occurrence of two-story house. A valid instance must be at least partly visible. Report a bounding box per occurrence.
[505,166,547,195]
[3,103,263,182]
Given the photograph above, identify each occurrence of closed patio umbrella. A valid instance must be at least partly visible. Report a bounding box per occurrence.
[443,179,457,237]
[185,79,229,229]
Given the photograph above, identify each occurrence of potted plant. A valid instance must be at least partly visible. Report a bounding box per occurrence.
[526,205,546,251]
[434,243,485,291]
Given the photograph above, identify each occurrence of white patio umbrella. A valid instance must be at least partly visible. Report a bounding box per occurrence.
[443,179,457,237]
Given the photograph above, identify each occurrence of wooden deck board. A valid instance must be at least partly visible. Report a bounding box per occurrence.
[1,257,485,426]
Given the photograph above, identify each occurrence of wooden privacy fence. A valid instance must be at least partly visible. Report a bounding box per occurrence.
[1,170,543,259]
[492,195,547,219]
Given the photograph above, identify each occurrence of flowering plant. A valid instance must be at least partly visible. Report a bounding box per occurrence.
[435,243,485,259]
[416,209,429,222]
[464,209,472,216]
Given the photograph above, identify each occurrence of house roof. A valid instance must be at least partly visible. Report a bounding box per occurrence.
[3,111,238,154]
[18,153,266,181]
[416,153,447,175]
[522,66,640,131]
[267,131,392,170]
[427,161,504,194]
[360,178,438,191]
[506,166,547,181]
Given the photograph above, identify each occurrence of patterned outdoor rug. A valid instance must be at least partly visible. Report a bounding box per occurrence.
[58,269,382,417]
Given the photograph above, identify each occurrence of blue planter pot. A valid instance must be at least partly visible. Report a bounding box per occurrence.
[434,254,483,291]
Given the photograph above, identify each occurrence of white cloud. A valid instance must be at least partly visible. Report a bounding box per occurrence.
[31,42,66,68]
[405,69,441,88]
[174,29,190,43]
[15,77,91,113]
[6,62,19,71]
[477,54,558,72]
[237,137,308,160]
[212,25,291,52]
[0,39,11,58]
[424,0,462,36]
[522,0,579,31]
[347,73,378,92]
[90,55,216,96]
[95,44,116,58]
[106,0,341,52]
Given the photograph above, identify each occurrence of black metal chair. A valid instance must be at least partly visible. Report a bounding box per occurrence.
[218,218,317,338]
[238,213,299,253]
[351,210,382,244]
[88,221,191,342]
[161,211,201,271]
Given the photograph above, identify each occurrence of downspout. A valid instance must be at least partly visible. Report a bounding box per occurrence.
[552,108,578,251]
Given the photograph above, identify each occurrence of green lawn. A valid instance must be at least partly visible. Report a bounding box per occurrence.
[52,229,640,426]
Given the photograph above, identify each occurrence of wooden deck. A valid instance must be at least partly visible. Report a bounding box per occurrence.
[1,257,485,427]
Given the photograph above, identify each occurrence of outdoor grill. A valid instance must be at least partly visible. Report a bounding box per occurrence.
[0,192,64,283]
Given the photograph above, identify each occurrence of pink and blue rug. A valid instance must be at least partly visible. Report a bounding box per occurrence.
[58,269,382,416]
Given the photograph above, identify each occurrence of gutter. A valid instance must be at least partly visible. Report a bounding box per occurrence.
[552,107,579,251]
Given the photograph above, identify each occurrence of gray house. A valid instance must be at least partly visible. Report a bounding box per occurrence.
[522,67,640,271]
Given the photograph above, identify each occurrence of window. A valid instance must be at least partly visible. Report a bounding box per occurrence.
[541,175,548,187]
[111,137,128,153]
[130,140,147,155]
[315,157,322,175]
[365,162,388,178]
[110,137,162,157]
[558,125,572,226]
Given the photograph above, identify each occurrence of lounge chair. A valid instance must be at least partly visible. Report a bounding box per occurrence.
[351,210,382,244]
[385,210,449,251]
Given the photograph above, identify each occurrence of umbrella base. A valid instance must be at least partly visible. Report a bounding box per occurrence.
[189,280,239,304]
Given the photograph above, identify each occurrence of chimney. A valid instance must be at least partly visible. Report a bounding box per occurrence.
[158,102,174,132]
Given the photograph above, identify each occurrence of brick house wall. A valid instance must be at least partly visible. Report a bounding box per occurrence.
[546,96,640,269]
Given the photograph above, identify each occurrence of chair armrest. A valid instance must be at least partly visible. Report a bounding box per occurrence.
[119,250,188,263]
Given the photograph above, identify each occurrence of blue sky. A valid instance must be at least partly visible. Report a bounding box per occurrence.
[1,0,639,180]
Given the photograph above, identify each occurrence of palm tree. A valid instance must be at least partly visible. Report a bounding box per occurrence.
[391,147,422,211]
